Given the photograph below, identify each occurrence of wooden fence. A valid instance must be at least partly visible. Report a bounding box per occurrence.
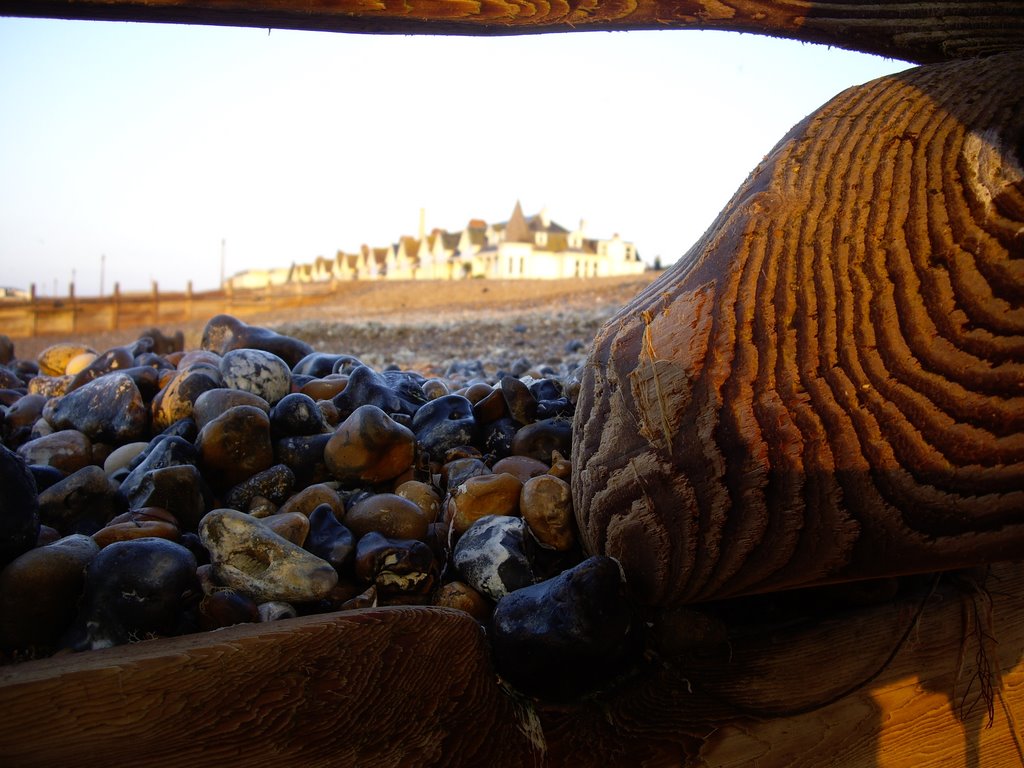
[0,280,343,339]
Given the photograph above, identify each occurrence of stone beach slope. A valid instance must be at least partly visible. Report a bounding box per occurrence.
[14,274,662,372]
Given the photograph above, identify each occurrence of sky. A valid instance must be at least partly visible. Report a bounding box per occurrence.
[0,18,912,296]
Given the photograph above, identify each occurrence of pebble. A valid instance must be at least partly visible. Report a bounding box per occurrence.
[201,314,314,368]
[324,404,415,483]
[62,538,198,652]
[196,405,274,492]
[491,556,632,701]
[304,503,355,574]
[0,443,40,567]
[453,515,535,601]
[520,474,575,551]
[445,472,523,536]
[37,465,119,536]
[0,534,99,652]
[411,394,477,461]
[36,344,96,377]
[220,348,292,405]
[199,508,337,603]
[0,321,615,700]
[354,532,437,603]
[17,429,93,474]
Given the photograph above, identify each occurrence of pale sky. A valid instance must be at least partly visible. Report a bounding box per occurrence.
[0,18,912,295]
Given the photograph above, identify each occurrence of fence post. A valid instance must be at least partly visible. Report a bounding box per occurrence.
[186,280,193,321]
[29,283,38,337]
[151,280,159,325]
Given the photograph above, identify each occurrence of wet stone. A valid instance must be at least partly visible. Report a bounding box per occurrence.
[201,314,314,369]
[0,534,100,652]
[412,394,477,462]
[1,393,45,448]
[103,441,149,477]
[395,480,441,525]
[491,556,633,701]
[43,373,148,444]
[196,405,274,492]
[324,404,415,484]
[481,417,518,458]
[453,515,536,602]
[0,443,40,567]
[220,348,292,405]
[62,538,198,652]
[67,344,135,391]
[199,508,337,603]
[28,374,72,398]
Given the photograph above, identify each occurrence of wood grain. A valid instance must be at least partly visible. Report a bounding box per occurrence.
[0,563,1020,767]
[573,50,1024,608]
[0,0,1023,63]
[0,606,543,767]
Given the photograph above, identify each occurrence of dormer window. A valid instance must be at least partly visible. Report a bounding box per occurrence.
[536,231,547,247]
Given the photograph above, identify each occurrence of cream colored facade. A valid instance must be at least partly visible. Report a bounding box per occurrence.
[227,202,645,289]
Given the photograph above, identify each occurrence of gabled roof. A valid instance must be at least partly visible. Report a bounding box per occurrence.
[504,200,533,243]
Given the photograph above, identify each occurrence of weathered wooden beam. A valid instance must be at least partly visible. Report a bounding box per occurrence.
[1,0,1023,63]
[1,564,1021,766]
[574,49,1024,608]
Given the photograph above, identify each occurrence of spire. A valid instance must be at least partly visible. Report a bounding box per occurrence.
[505,200,532,243]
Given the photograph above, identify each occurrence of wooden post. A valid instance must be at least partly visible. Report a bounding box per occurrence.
[151,280,159,325]
[29,283,37,337]
[185,280,193,321]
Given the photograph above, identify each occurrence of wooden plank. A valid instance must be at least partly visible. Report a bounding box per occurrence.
[1,0,1023,63]
[0,563,1020,766]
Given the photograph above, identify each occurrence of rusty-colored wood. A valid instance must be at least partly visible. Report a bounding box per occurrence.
[574,50,1024,608]
[0,564,1021,766]
[1,1,1023,64]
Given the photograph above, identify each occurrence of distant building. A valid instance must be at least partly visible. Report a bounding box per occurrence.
[226,202,644,289]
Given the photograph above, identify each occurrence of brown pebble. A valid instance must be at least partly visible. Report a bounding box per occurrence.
[17,430,93,474]
[247,495,278,519]
[520,474,575,551]
[434,581,490,622]
[547,449,572,481]
[300,375,348,401]
[460,382,493,405]
[92,508,180,548]
[340,584,377,611]
[193,389,270,432]
[445,472,523,536]
[262,512,310,546]
[324,404,415,484]
[472,386,507,423]
[491,455,550,484]
[277,483,345,520]
[198,589,260,631]
[395,480,441,525]
[345,493,428,540]
[196,405,274,492]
